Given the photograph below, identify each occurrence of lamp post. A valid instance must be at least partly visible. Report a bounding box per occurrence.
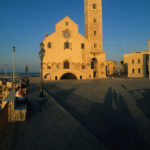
[39,42,45,98]
[149,53,150,79]
[12,46,15,91]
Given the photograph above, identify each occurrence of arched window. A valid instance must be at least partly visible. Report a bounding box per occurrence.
[81,43,84,49]
[138,68,141,73]
[93,3,97,9]
[91,60,94,69]
[64,61,69,69]
[93,18,96,23]
[94,43,97,48]
[66,22,68,26]
[82,64,85,69]
[80,75,82,80]
[55,76,58,80]
[47,66,51,69]
[47,42,51,48]
[47,63,51,69]
[132,68,135,73]
[64,42,69,49]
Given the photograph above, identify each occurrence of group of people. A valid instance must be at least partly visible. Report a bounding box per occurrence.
[15,78,29,104]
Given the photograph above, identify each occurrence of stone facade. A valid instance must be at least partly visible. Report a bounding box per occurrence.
[42,0,106,80]
[149,40,150,79]
[123,40,150,78]
[106,60,117,76]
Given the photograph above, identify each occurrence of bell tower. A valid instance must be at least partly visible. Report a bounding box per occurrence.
[84,0,103,54]
[84,0,106,78]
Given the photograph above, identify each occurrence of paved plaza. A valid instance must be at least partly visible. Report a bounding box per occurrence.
[44,79,150,150]
[1,78,150,150]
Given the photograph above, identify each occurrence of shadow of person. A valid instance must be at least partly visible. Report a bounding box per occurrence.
[45,84,150,150]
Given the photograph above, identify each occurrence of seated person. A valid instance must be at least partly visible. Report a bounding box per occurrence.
[15,87,26,104]
[20,79,26,88]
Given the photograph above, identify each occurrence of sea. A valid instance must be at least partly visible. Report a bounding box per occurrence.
[0,72,40,77]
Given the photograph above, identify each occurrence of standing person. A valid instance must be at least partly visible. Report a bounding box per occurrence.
[21,79,27,94]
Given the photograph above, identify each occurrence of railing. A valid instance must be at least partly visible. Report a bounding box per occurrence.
[0,101,8,139]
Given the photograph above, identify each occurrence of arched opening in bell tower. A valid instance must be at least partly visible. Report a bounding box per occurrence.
[91,58,98,78]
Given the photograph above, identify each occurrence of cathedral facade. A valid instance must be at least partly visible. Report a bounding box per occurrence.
[42,0,106,80]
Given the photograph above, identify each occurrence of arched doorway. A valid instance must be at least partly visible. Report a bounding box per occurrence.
[60,73,77,80]
[44,73,51,80]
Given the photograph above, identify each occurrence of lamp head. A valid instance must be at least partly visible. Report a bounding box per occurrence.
[39,47,45,60]
[40,42,44,49]
[13,46,15,52]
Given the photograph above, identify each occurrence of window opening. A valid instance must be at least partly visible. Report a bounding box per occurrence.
[93,18,96,23]
[93,4,97,9]
[64,42,69,49]
[81,43,84,49]
[48,42,51,48]
[64,61,69,69]
[132,68,135,73]
[138,68,141,73]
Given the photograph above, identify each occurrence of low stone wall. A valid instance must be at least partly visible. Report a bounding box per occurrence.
[0,101,8,139]
[8,101,27,122]
[4,92,27,122]
[29,77,40,84]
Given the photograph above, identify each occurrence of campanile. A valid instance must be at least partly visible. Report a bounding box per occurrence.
[84,0,103,54]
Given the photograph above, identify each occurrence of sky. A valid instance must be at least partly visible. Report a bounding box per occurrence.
[0,0,150,72]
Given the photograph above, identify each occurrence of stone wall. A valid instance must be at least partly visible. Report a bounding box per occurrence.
[0,102,8,139]
[4,92,27,122]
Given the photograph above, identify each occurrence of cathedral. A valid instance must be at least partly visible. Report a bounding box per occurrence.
[42,0,106,80]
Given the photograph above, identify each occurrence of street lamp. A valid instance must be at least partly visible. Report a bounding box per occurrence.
[39,42,45,98]
[12,46,15,91]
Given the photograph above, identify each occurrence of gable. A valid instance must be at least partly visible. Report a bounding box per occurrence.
[55,16,78,33]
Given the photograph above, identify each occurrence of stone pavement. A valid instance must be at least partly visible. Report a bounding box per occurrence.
[1,83,108,150]
[44,79,150,150]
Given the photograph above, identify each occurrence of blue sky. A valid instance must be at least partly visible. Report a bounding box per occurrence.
[0,0,150,72]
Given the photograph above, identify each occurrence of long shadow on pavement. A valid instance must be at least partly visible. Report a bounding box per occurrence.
[46,83,150,150]
[129,88,150,121]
